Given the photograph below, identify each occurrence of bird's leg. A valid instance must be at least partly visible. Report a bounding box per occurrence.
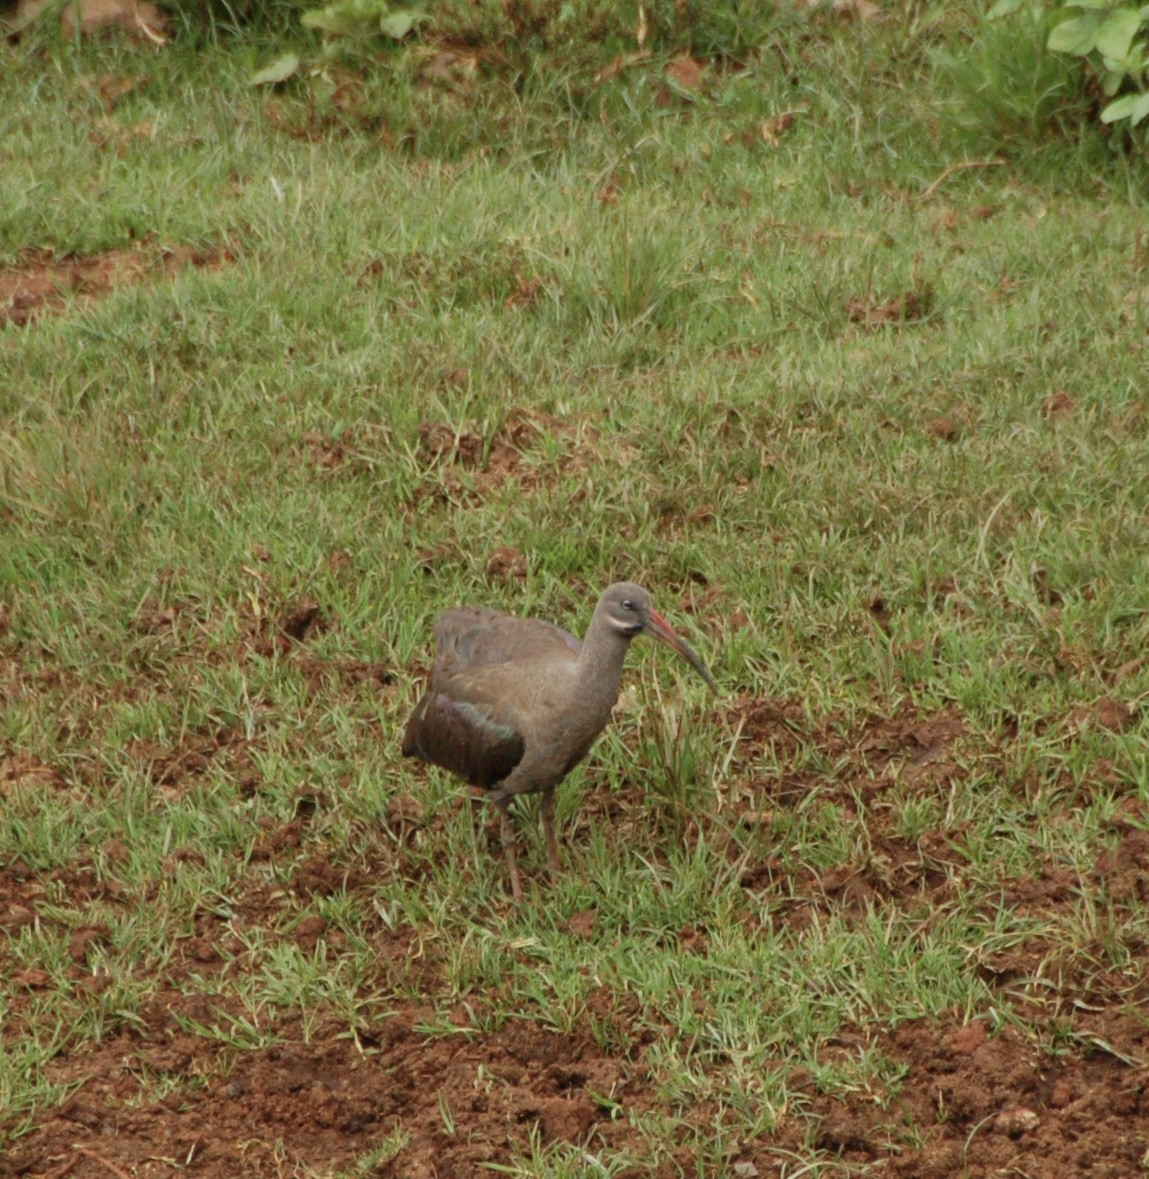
[540,790,561,880]
[494,795,524,902]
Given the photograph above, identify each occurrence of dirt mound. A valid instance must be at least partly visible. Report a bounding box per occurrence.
[4,1002,640,1178]
[815,1019,1148,1178]
[1,242,231,328]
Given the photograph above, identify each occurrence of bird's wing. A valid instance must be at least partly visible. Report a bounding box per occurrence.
[401,686,525,790]
[401,606,580,789]
[432,607,581,673]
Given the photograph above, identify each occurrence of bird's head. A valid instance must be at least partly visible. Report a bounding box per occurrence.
[599,582,717,693]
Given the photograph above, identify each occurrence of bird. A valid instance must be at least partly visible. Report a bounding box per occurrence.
[401,582,717,900]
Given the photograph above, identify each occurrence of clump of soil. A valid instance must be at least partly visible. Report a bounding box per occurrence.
[1,242,231,328]
[846,286,934,328]
[4,1003,641,1178]
[413,410,597,503]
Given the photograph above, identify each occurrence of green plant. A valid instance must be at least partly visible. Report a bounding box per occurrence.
[302,0,422,47]
[993,0,1149,131]
[948,1,1088,142]
[246,0,784,88]
[247,0,420,83]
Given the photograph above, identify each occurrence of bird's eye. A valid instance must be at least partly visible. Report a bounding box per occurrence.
[622,599,635,612]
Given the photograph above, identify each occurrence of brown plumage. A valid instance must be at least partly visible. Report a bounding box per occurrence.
[401,582,717,899]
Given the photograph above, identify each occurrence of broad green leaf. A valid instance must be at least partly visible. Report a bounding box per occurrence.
[1100,92,1139,120]
[1095,7,1141,59]
[250,53,300,86]
[987,0,1026,18]
[1130,90,1149,123]
[379,10,416,38]
[302,4,364,35]
[1101,67,1125,94]
[1047,12,1103,54]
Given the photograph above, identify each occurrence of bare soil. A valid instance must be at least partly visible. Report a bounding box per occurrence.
[3,998,637,1178]
[0,243,230,328]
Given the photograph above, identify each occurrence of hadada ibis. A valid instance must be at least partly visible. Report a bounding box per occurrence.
[401,582,717,900]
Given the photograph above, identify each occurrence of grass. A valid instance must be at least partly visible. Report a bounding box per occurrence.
[1,3,1149,1175]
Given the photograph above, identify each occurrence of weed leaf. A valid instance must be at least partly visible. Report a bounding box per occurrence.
[379,11,417,39]
[250,54,301,86]
[1101,89,1149,122]
[1094,7,1141,60]
[1047,11,1103,54]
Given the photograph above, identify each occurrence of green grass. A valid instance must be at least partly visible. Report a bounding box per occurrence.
[1,5,1148,1175]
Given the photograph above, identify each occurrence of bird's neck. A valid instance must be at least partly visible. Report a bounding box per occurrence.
[575,616,630,703]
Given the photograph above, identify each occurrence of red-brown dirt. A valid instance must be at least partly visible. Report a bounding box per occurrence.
[0,243,231,328]
[3,1001,639,1178]
[804,1018,1147,1178]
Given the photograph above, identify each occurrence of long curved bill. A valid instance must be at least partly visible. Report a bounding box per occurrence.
[647,608,718,694]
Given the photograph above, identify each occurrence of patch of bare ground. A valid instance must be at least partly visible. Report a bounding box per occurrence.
[299,424,396,476]
[726,692,1063,817]
[0,241,232,328]
[4,993,646,1178]
[975,825,1149,1024]
[1,816,704,1172]
[1,808,628,1174]
[484,544,529,583]
[7,826,1147,1179]
[845,285,935,329]
[413,409,599,505]
[712,697,1149,1176]
[727,697,973,917]
[791,1017,1148,1178]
